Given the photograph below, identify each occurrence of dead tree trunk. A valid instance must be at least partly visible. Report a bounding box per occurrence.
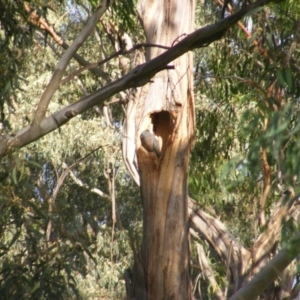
[126,1,195,299]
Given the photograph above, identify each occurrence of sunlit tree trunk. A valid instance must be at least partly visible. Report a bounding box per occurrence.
[128,0,195,299]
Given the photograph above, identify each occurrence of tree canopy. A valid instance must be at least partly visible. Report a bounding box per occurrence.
[0,0,300,299]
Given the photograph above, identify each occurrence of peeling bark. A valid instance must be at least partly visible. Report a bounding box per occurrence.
[129,1,195,299]
[188,195,300,298]
[0,0,283,159]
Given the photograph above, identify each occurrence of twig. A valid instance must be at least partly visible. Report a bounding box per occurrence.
[60,43,170,85]
[30,0,111,125]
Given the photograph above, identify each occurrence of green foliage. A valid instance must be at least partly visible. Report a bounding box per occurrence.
[0,147,140,298]
[111,0,138,33]
[189,0,300,296]
[0,0,66,126]
[1,0,300,298]
[0,0,141,298]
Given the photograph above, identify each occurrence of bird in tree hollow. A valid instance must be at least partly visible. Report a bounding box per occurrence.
[140,130,161,158]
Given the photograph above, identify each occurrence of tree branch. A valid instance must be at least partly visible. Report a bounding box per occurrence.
[31,0,112,126]
[60,43,170,86]
[0,0,285,159]
[189,194,300,297]
[251,194,300,275]
[188,197,251,292]
[44,35,107,98]
[65,164,110,199]
[62,161,124,231]
[195,242,225,300]
[228,233,300,300]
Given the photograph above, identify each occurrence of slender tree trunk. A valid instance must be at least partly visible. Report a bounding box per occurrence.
[130,1,195,299]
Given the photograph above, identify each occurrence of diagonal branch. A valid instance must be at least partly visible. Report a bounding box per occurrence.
[64,162,124,230]
[251,194,300,275]
[189,193,300,297]
[0,0,285,159]
[31,0,112,126]
[34,28,109,80]
[195,241,225,300]
[188,197,251,292]
[60,43,170,86]
[228,233,300,300]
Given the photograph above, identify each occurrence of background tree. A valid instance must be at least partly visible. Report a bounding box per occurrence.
[0,0,300,299]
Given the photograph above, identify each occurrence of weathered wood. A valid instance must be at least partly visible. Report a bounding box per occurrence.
[131,1,195,299]
[0,0,282,159]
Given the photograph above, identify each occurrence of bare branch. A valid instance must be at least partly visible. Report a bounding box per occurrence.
[65,165,110,199]
[60,43,170,85]
[279,261,298,299]
[188,197,251,293]
[259,141,271,227]
[0,0,285,159]
[189,194,300,297]
[228,233,300,300]
[196,242,225,300]
[40,30,109,79]
[62,150,124,231]
[32,0,112,126]
[252,194,300,275]
[24,2,63,46]
[188,198,250,265]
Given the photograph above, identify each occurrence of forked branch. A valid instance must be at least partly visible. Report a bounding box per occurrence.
[0,0,284,159]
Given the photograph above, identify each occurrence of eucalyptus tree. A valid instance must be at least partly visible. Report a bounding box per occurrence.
[189,1,300,298]
[1,0,300,299]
